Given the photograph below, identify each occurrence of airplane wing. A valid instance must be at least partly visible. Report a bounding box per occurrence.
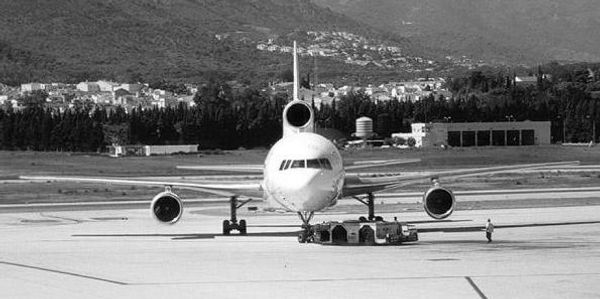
[344,158,421,171]
[176,158,420,173]
[176,164,263,173]
[341,161,579,197]
[19,176,263,198]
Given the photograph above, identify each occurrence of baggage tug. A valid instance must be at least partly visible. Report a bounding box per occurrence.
[304,219,418,245]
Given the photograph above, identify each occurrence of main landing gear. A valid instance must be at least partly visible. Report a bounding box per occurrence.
[353,193,383,222]
[297,211,314,243]
[222,196,253,235]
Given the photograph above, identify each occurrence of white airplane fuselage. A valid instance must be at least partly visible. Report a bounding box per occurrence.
[260,41,344,214]
[263,132,345,212]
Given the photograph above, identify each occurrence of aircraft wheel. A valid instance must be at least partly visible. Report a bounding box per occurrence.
[239,219,247,235]
[222,220,231,235]
[298,232,307,243]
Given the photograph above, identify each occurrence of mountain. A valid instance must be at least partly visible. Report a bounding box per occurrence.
[312,0,600,64]
[0,0,418,85]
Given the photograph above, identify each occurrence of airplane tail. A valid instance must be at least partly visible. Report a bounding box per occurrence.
[283,41,315,137]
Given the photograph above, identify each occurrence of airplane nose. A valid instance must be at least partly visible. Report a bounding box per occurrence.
[281,171,334,210]
[282,171,319,191]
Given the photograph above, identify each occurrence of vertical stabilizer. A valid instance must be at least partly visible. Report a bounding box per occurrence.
[283,41,314,136]
[293,41,299,101]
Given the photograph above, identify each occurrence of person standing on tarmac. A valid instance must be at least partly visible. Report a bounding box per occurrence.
[485,219,494,243]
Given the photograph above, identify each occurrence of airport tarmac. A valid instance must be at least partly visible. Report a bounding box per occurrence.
[1,193,599,298]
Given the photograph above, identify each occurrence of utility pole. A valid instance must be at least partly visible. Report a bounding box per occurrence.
[313,54,318,90]
[563,118,567,143]
[557,115,566,143]
[593,119,596,143]
[588,115,596,143]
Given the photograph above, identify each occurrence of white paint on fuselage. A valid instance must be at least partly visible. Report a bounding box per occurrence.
[263,133,344,212]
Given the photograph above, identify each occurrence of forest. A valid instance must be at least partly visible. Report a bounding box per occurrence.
[1,63,599,151]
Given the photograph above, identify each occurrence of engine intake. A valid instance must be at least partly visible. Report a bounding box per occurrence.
[285,101,312,128]
[150,191,183,224]
[423,186,455,219]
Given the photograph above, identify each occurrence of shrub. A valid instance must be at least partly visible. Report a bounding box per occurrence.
[394,136,406,146]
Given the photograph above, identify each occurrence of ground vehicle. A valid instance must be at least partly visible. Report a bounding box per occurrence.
[305,219,418,245]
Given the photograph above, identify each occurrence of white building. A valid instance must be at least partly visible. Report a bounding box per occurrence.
[114,83,142,95]
[177,95,196,107]
[96,80,119,92]
[21,83,45,93]
[77,82,101,92]
[393,121,551,148]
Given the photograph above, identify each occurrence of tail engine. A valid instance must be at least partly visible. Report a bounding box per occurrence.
[283,100,314,136]
[423,186,455,219]
[150,190,183,224]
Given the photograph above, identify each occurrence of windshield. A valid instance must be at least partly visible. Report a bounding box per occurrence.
[279,158,332,170]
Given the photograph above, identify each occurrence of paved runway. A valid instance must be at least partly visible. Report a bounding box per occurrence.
[1,192,599,298]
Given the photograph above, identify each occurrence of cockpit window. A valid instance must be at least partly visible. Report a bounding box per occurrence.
[290,160,306,168]
[319,158,332,170]
[306,159,321,169]
[279,158,333,170]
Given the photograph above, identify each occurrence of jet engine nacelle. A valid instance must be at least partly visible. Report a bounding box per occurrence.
[150,190,183,224]
[283,100,314,137]
[423,186,455,219]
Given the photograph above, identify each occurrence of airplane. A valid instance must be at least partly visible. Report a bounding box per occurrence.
[20,42,579,242]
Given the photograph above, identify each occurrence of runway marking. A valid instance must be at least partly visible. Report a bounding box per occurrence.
[19,219,61,223]
[418,220,600,233]
[428,258,460,261]
[465,276,487,299]
[40,213,84,224]
[0,261,127,285]
[128,272,600,286]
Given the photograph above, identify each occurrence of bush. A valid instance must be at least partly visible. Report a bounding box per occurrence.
[394,136,406,146]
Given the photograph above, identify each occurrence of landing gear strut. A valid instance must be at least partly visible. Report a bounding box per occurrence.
[354,193,383,222]
[297,211,314,243]
[222,196,252,235]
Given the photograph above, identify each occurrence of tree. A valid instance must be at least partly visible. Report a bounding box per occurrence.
[280,69,294,82]
[102,123,129,145]
[20,90,48,109]
[301,73,310,89]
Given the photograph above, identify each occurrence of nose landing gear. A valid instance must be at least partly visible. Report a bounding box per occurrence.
[297,211,314,243]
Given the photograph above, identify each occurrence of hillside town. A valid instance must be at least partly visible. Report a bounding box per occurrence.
[0,77,450,111]
[0,81,197,111]
[256,31,488,73]
[268,77,450,108]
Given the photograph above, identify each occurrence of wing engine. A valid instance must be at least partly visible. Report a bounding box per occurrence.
[150,190,183,224]
[423,186,455,219]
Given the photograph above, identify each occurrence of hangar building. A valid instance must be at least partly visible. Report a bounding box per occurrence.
[392,121,550,148]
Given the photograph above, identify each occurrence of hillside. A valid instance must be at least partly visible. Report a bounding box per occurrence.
[0,0,417,85]
[313,0,600,64]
